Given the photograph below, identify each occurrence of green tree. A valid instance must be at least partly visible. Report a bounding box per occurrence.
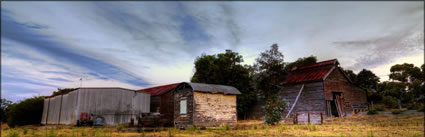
[343,69,358,84]
[51,88,77,97]
[7,96,45,127]
[1,99,13,122]
[285,55,317,70]
[388,63,424,108]
[389,63,422,82]
[254,44,287,124]
[191,50,256,119]
[356,69,380,90]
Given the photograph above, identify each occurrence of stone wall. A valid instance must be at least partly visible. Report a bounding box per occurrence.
[192,91,237,127]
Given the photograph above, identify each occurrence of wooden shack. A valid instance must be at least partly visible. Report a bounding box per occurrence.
[280,59,368,118]
[173,82,241,128]
[138,83,179,126]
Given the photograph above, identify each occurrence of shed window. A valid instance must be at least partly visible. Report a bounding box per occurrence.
[180,99,187,114]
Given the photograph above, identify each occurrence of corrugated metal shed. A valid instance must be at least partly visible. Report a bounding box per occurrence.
[138,83,179,96]
[41,87,150,126]
[182,82,241,95]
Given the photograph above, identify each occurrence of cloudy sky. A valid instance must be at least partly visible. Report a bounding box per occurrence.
[2,2,423,102]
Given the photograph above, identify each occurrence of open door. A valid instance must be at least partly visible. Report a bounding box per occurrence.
[327,92,345,117]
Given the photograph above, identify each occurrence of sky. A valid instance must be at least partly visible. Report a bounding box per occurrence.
[1,2,424,102]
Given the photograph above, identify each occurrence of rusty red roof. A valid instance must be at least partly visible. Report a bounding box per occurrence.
[138,83,179,96]
[282,59,338,84]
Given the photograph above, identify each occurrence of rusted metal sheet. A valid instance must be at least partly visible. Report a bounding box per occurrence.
[182,82,241,95]
[295,112,323,125]
[41,88,150,126]
[138,83,179,96]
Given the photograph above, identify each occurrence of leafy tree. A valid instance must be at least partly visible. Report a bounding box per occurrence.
[285,55,317,70]
[253,44,287,124]
[51,88,78,97]
[389,63,422,82]
[343,69,358,84]
[1,99,13,122]
[356,69,380,90]
[191,50,256,119]
[7,96,45,127]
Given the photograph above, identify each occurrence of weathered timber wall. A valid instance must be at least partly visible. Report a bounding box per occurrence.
[160,91,174,125]
[41,88,150,126]
[323,68,368,115]
[245,96,265,120]
[174,87,194,127]
[279,82,326,117]
[150,96,161,112]
[192,92,237,127]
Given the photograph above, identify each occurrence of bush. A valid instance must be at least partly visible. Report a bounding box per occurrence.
[417,104,424,112]
[7,130,19,137]
[116,123,129,131]
[264,97,287,125]
[382,96,398,109]
[391,109,405,114]
[373,105,385,111]
[367,108,378,115]
[7,97,44,127]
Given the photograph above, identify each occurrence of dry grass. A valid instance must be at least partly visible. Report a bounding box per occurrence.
[1,114,423,137]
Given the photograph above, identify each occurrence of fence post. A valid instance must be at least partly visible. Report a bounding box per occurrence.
[308,112,310,124]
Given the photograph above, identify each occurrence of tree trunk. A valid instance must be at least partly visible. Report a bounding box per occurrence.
[397,99,402,110]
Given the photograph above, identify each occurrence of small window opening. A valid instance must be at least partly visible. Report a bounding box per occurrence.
[180,99,187,114]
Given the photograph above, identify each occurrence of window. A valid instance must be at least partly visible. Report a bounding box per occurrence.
[180,99,187,114]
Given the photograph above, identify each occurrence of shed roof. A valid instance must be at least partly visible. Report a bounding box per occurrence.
[282,59,338,85]
[138,83,179,96]
[181,82,241,95]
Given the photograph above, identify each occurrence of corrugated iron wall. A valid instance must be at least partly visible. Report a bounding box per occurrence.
[41,88,150,126]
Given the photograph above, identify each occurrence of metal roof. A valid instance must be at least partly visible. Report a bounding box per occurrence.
[137,83,179,96]
[282,59,338,85]
[181,82,241,95]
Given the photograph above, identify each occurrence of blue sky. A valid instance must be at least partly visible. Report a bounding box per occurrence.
[2,2,424,102]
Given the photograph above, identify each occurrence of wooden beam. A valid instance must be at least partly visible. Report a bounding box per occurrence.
[283,84,305,124]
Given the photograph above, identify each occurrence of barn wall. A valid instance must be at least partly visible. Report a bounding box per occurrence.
[192,92,237,127]
[41,98,50,125]
[59,91,78,125]
[324,68,368,115]
[160,91,174,125]
[42,88,150,126]
[174,88,194,127]
[77,88,150,126]
[279,82,326,117]
[47,95,62,124]
[150,96,161,112]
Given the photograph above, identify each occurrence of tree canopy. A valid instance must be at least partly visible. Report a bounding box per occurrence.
[191,49,256,119]
[285,55,317,70]
[356,69,380,90]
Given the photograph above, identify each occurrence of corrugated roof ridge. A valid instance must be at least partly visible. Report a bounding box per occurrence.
[293,59,337,71]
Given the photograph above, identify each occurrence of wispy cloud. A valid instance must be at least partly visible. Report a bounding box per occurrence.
[1,2,423,102]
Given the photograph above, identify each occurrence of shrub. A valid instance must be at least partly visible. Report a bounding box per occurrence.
[407,103,416,110]
[6,96,44,127]
[23,128,28,134]
[264,97,287,125]
[382,96,398,109]
[391,109,405,114]
[373,105,385,111]
[367,108,378,115]
[416,104,424,112]
[7,130,19,137]
[116,123,129,131]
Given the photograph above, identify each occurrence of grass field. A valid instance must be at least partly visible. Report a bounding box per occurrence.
[1,114,423,137]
